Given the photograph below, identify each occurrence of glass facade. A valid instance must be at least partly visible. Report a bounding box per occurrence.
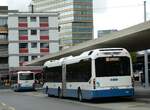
[0,18,7,26]
[0,6,9,84]
[33,0,93,49]
[0,34,7,40]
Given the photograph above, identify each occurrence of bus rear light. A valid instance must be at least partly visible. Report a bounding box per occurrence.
[93,79,96,89]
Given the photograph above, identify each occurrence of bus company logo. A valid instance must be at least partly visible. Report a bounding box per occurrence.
[110,78,118,81]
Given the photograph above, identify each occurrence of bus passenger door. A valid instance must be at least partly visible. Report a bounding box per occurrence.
[62,64,66,97]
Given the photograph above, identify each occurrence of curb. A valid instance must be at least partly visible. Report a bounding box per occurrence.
[134,98,150,103]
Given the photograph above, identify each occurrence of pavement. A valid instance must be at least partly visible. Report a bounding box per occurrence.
[0,101,15,110]
[134,85,150,103]
[0,83,150,110]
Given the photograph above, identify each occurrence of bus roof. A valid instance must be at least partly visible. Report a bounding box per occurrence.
[44,48,130,68]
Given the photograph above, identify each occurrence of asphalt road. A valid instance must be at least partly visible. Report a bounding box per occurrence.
[0,89,110,110]
[0,89,150,110]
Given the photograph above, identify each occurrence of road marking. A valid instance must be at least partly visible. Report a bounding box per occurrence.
[0,101,16,110]
[1,102,6,106]
[8,106,16,110]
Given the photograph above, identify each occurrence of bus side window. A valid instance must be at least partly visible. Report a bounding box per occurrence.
[66,59,91,82]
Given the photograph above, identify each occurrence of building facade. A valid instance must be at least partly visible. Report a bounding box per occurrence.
[0,6,9,84]
[32,0,93,49]
[8,12,59,71]
[98,30,118,38]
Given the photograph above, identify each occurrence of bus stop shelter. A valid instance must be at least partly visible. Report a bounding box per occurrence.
[26,20,150,87]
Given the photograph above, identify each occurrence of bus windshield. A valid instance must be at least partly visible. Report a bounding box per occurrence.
[19,73,34,80]
[95,57,130,77]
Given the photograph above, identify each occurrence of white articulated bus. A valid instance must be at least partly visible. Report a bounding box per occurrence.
[43,48,134,101]
[11,71,35,91]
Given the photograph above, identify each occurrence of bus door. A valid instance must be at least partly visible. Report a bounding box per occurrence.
[62,64,66,96]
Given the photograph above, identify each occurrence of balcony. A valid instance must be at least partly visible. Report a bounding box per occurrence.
[0,64,8,69]
[0,26,8,34]
[19,48,28,53]
[40,22,48,27]
[40,48,49,53]
[40,36,49,40]
[0,47,8,56]
[19,35,28,40]
[18,22,28,28]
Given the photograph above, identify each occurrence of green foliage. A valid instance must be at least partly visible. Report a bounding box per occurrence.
[130,52,137,63]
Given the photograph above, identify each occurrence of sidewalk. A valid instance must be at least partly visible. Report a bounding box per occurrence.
[134,82,150,103]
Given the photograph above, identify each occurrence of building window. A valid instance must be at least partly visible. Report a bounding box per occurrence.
[0,35,7,40]
[18,17,27,22]
[31,42,37,48]
[40,30,49,35]
[0,18,7,26]
[31,30,37,35]
[18,17,28,27]
[32,56,38,60]
[19,43,28,48]
[20,56,28,62]
[19,30,28,35]
[19,30,28,40]
[19,56,28,66]
[40,17,48,22]
[40,43,49,52]
[40,17,48,27]
[40,43,49,48]
[30,17,36,22]
[40,30,49,40]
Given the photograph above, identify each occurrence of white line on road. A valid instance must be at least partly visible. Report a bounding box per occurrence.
[1,102,6,106]
[0,101,16,110]
[8,106,16,110]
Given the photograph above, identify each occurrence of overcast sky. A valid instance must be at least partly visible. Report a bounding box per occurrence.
[1,0,150,37]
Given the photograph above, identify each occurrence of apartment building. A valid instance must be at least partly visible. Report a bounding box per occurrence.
[98,30,118,38]
[8,12,59,72]
[0,6,9,84]
[32,0,93,49]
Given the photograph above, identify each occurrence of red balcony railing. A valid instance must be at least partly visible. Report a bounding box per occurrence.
[18,23,28,27]
[19,48,28,53]
[40,22,48,27]
[40,36,49,40]
[19,35,28,40]
[40,48,49,53]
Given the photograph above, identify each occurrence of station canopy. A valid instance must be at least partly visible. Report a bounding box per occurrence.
[26,21,150,66]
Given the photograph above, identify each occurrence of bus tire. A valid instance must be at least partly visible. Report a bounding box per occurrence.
[78,89,83,102]
[58,87,62,98]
